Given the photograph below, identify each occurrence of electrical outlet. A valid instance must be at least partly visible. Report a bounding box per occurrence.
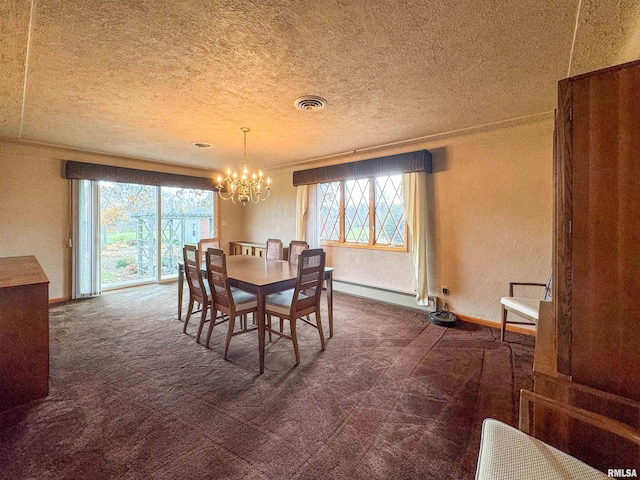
[442,286,449,295]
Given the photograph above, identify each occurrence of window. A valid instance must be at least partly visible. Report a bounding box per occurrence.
[76,180,216,295]
[319,175,405,250]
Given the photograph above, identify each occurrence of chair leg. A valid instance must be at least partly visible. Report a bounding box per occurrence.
[501,306,508,342]
[196,302,208,343]
[183,297,194,333]
[279,318,283,333]
[315,309,325,351]
[267,314,272,342]
[224,316,236,360]
[205,309,218,348]
[290,318,300,365]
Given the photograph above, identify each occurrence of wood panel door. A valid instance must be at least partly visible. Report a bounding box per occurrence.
[565,60,640,401]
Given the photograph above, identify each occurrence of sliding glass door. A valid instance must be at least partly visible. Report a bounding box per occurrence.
[74,180,216,295]
[160,187,214,280]
[100,182,157,289]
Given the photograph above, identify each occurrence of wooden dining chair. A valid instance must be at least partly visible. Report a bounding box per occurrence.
[205,248,258,358]
[265,249,326,365]
[288,240,309,265]
[285,240,311,329]
[182,245,213,343]
[198,237,221,264]
[265,238,283,260]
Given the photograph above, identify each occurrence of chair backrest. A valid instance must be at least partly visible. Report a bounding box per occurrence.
[291,249,325,315]
[198,237,221,262]
[183,245,206,301]
[205,248,234,311]
[288,240,309,265]
[266,238,283,260]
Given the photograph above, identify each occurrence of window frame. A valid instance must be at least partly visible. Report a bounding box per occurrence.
[319,176,408,252]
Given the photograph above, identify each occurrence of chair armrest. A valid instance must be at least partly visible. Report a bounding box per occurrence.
[508,282,547,296]
[519,389,640,446]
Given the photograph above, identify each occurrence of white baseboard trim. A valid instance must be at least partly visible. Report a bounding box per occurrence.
[333,280,437,312]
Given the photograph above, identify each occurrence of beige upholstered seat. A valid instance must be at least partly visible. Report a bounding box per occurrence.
[265,289,310,316]
[476,419,609,480]
[501,297,541,320]
[205,248,258,358]
[265,248,326,365]
[500,276,552,341]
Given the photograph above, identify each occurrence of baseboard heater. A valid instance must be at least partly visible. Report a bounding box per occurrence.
[333,280,437,313]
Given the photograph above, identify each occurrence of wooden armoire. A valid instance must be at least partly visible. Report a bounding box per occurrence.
[533,59,640,471]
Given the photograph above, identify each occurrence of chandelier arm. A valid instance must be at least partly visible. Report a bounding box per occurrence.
[217,189,237,204]
[250,188,262,204]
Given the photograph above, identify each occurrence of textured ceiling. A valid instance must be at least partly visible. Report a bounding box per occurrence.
[1,0,639,170]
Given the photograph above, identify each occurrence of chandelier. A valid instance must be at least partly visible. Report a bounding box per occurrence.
[216,127,271,204]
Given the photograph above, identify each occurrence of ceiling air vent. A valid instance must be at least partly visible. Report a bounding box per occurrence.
[294,95,327,111]
[192,142,213,149]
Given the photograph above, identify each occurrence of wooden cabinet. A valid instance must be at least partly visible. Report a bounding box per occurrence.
[553,59,640,400]
[0,256,50,411]
[229,241,264,256]
[229,241,288,260]
[533,59,640,470]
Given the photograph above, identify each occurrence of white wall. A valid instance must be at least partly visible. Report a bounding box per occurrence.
[241,118,553,324]
[231,168,298,245]
[0,141,245,299]
[0,116,552,323]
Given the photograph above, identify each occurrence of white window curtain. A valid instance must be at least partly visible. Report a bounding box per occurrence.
[71,179,101,298]
[295,184,308,242]
[295,184,321,248]
[306,184,320,248]
[402,172,429,305]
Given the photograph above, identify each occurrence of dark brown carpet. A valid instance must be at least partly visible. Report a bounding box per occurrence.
[0,284,534,479]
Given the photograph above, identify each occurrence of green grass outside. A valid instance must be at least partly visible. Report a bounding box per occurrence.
[105,231,136,244]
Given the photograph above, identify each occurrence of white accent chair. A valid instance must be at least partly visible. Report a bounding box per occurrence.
[477,388,640,479]
[476,419,609,480]
[500,276,552,341]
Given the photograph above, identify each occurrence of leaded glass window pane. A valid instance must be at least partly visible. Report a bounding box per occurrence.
[344,178,370,243]
[375,175,405,245]
[319,182,340,241]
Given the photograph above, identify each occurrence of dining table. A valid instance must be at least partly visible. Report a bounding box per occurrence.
[177,255,334,373]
